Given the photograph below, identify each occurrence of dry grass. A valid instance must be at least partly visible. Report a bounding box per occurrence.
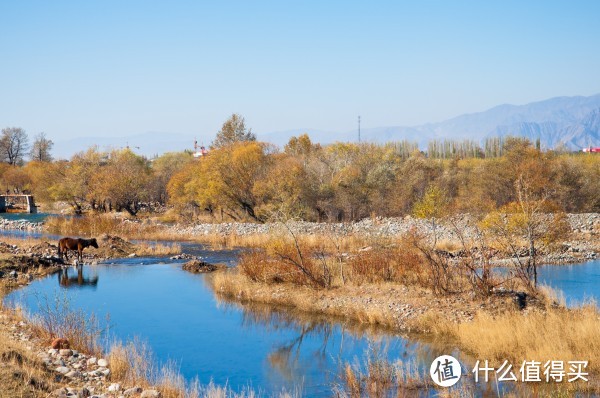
[108,338,298,398]
[335,350,432,398]
[45,214,167,239]
[211,271,398,329]
[28,293,104,355]
[44,214,376,252]
[0,323,57,398]
[347,244,425,285]
[134,241,182,256]
[0,236,47,248]
[440,305,600,374]
[417,304,600,394]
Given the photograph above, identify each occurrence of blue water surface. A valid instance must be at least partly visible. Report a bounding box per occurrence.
[4,234,599,396]
[538,259,600,306]
[5,256,442,396]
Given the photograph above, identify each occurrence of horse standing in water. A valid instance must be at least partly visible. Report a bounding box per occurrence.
[58,237,99,263]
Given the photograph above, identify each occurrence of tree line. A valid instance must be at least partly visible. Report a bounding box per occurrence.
[1,115,599,221]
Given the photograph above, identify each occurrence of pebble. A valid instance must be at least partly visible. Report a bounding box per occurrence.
[97,358,108,367]
[124,387,143,396]
[107,383,120,392]
[140,390,161,398]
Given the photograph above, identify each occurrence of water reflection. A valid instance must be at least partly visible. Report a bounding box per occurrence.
[58,266,99,289]
[214,295,442,391]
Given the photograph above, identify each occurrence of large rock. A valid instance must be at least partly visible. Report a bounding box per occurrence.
[182,260,224,274]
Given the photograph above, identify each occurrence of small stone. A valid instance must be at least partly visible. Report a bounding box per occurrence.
[52,387,69,397]
[78,387,92,398]
[59,349,73,356]
[56,366,70,374]
[87,357,97,365]
[108,383,121,392]
[97,358,108,367]
[65,370,81,378]
[140,390,161,398]
[124,387,142,396]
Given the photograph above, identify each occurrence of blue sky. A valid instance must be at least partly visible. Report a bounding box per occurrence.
[1,1,599,143]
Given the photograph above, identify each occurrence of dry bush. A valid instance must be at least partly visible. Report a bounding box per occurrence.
[347,243,425,285]
[30,293,104,354]
[239,239,332,288]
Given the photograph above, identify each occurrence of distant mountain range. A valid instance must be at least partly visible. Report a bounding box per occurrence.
[53,94,600,158]
[259,94,600,150]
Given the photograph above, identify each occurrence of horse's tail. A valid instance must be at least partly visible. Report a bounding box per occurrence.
[57,239,63,257]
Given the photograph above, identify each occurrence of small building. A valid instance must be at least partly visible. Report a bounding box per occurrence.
[193,140,209,158]
[582,147,600,153]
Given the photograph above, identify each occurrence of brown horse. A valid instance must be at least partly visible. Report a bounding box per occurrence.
[58,237,99,263]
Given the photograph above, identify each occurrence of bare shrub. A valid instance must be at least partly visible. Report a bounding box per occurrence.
[239,238,331,288]
[347,243,424,285]
[30,292,104,354]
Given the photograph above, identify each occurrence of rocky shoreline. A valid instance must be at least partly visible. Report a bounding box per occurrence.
[0,218,44,231]
[0,310,162,398]
[2,213,599,264]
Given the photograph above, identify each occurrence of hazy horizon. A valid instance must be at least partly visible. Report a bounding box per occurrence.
[1,1,600,146]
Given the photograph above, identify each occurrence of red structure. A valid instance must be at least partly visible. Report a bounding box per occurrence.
[582,147,600,153]
[193,140,209,158]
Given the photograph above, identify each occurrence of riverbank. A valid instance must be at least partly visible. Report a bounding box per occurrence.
[36,212,600,264]
[0,237,251,398]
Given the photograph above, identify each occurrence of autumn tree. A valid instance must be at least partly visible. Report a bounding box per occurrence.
[0,166,31,193]
[0,127,28,166]
[413,185,450,246]
[253,154,315,220]
[168,142,270,221]
[30,132,54,162]
[284,134,319,157]
[94,149,151,215]
[149,151,193,203]
[482,147,569,290]
[211,113,255,149]
[48,148,104,213]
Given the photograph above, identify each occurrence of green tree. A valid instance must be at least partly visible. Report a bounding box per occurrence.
[211,113,255,149]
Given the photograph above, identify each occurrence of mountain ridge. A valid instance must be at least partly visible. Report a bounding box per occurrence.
[53,94,600,158]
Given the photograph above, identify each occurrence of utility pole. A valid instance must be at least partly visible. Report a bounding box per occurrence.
[358,115,361,143]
